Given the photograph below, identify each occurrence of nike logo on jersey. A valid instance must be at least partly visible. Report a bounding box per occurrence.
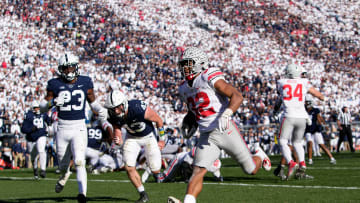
[78,85,84,88]
[60,86,65,89]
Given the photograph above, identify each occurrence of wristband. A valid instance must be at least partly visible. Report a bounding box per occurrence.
[158,127,165,141]
[49,99,55,108]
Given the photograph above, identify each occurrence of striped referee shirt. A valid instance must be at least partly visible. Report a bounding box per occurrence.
[338,111,351,126]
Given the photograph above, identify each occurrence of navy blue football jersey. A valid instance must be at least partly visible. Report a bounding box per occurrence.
[21,111,51,142]
[305,107,322,133]
[166,135,181,146]
[87,126,103,150]
[47,76,93,120]
[108,100,155,137]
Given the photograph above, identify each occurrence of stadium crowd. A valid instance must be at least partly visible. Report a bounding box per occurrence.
[0,0,359,169]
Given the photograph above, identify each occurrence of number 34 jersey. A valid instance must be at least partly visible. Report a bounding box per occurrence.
[277,78,311,119]
[47,76,93,120]
[179,67,229,133]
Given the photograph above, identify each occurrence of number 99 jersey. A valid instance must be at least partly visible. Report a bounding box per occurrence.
[47,76,93,120]
[277,78,310,118]
[179,67,228,133]
[87,126,103,150]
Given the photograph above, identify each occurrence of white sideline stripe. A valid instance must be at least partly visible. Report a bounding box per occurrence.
[1,176,359,190]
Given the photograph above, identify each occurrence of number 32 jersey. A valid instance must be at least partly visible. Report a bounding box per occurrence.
[277,78,311,118]
[179,68,228,133]
[47,76,93,120]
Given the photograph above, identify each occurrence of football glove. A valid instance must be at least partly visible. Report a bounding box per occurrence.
[306,117,312,126]
[218,108,233,132]
[114,136,122,145]
[54,96,65,107]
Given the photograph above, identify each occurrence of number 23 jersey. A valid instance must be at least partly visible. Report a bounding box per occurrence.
[277,78,311,118]
[47,76,93,120]
[179,67,229,133]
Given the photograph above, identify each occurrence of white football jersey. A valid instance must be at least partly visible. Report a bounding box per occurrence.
[277,78,311,118]
[179,67,229,133]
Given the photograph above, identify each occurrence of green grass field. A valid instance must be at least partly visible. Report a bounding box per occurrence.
[0,153,359,203]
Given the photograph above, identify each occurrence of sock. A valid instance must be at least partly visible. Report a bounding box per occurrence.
[331,157,335,161]
[77,166,87,196]
[137,185,145,193]
[39,152,47,171]
[184,194,196,203]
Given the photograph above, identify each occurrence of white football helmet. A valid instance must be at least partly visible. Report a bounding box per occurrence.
[32,100,40,115]
[178,47,209,81]
[58,53,79,81]
[284,63,301,79]
[104,90,128,118]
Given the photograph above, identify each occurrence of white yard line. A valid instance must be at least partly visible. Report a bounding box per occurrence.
[224,166,360,170]
[0,176,359,190]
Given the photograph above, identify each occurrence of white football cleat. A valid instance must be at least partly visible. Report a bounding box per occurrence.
[286,161,298,180]
[262,157,272,171]
[168,196,182,203]
[254,146,271,171]
[308,159,313,165]
[330,158,336,165]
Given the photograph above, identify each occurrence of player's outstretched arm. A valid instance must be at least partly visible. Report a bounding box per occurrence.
[214,79,243,132]
[144,106,165,148]
[308,87,324,101]
[87,88,107,121]
[144,106,163,128]
[214,79,243,113]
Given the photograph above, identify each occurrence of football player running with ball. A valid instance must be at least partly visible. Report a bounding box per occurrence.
[104,90,166,203]
[168,47,271,203]
[40,53,107,203]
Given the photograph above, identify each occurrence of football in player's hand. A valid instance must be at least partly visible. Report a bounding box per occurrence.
[181,112,198,138]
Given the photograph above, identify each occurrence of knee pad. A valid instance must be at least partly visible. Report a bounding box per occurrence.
[149,160,161,172]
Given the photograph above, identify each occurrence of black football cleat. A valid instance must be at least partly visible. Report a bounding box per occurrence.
[77,194,86,203]
[40,170,46,178]
[135,191,149,203]
[33,169,39,180]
